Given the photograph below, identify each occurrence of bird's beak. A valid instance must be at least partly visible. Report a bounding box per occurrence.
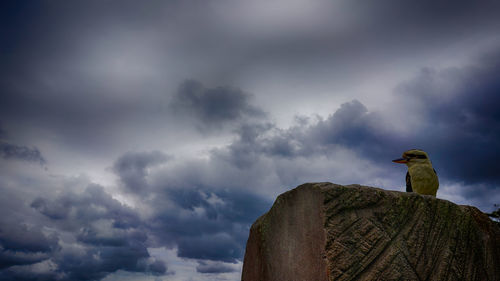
[392,158,408,164]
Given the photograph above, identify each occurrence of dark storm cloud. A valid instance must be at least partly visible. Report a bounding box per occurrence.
[177,234,241,262]
[309,100,391,156]
[0,250,48,270]
[0,141,46,165]
[113,151,170,193]
[0,2,185,154]
[173,0,500,78]
[2,1,500,280]
[0,126,46,164]
[211,46,500,187]
[0,125,5,138]
[210,100,392,170]
[32,184,141,229]
[0,145,271,279]
[196,261,237,274]
[25,184,167,280]
[213,122,275,169]
[149,186,271,263]
[55,244,166,281]
[318,52,500,186]
[0,269,58,281]
[1,0,499,156]
[22,161,270,276]
[355,0,500,27]
[170,80,266,130]
[109,150,272,263]
[130,51,500,263]
[0,223,58,269]
[392,51,500,183]
[0,223,57,254]
[11,45,495,278]
[341,0,500,40]
[30,198,68,220]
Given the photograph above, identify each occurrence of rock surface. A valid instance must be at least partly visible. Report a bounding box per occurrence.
[241,182,500,281]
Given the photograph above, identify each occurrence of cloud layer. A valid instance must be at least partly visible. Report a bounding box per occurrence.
[1,0,500,280]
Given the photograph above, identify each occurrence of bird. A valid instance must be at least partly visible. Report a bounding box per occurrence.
[392,149,439,196]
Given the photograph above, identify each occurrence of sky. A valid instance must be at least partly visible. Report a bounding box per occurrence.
[1,0,500,280]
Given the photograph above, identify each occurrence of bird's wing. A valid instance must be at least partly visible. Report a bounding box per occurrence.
[406,171,413,192]
[433,168,437,175]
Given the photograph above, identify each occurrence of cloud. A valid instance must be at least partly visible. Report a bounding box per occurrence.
[210,100,393,170]
[2,1,500,280]
[208,48,500,188]
[12,52,496,276]
[0,223,58,269]
[196,261,237,274]
[1,0,499,163]
[0,142,46,165]
[169,80,266,131]
[0,224,57,254]
[2,63,499,278]
[207,51,500,196]
[113,151,170,194]
[147,186,271,263]
[0,125,46,165]
[390,50,500,184]
[176,233,241,262]
[0,124,5,138]
[0,263,60,281]
[212,122,276,169]
[32,184,141,230]
[26,184,167,280]
[19,161,271,278]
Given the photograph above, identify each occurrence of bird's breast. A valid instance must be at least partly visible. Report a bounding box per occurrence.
[408,165,439,196]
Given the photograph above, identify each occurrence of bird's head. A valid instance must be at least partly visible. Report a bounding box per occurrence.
[392,149,432,167]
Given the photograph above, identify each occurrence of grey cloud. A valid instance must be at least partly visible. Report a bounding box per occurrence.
[54,245,166,281]
[250,46,500,186]
[2,0,500,160]
[0,223,58,269]
[174,0,500,82]
[30,197,69,220]
[211,100,392,170]
[147,259,168,275]
[166,187,271,227]
[196,261,237,274]
[0,124,46,165]
[0,223,57,254]
[76,227,146,248]
[0,269,58,281]
[177,234,241,263]
[113,151,170,193]
[170,80,266,131]
[2,1,500,280]
[392,52,500,183]
[0,141,46,165]
[0,125,5,138]
[149,186,271,262]
[0,2,185,157]
[309,100,391,156]
[32,184,141,230]
[25,184,167,280]
[25,168,270,276]
[212,122,275,169]
[209,54,500,188]
[0,250,49,270]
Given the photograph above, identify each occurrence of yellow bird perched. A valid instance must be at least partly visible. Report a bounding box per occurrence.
[392,149,439,196]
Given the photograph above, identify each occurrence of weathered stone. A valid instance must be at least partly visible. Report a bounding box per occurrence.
[242,182,500,281]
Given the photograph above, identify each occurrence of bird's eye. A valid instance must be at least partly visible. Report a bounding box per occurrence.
[406,154,415,158]
[416,155,427,159]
